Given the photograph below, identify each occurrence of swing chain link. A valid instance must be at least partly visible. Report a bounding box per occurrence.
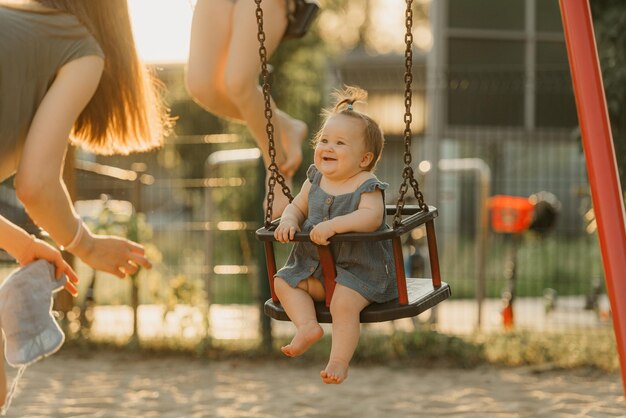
[394,0,428,228]
[255,0,293,228]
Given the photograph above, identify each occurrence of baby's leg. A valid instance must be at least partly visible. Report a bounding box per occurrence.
[274,277,324,357]
[321,284,370,384]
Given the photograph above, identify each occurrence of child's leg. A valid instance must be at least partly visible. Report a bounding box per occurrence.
[274,276,324,357]
[224,0,305,178]
[186,0,242,119]
[321,284,370,384]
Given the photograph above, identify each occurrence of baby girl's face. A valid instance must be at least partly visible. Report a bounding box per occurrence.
[314,114,371,181]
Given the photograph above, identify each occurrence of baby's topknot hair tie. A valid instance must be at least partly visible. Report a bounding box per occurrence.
[347,103,353,111]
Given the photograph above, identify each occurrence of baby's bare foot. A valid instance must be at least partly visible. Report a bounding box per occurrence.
[278,114,307,178]
[320,360,349,384]
[281,321,323,357]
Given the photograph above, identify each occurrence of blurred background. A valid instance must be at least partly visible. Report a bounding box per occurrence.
[1,0,625,361]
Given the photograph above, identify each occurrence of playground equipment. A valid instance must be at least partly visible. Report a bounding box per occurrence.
[419,158,491,330]
[489,192,561,329]
[247,0,626,396]
[254,0,451,323]
[561,0,626,396]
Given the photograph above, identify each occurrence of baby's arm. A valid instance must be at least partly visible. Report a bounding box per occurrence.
[0,215,79,296]
[274,180,311,243]
[310,188,385,245]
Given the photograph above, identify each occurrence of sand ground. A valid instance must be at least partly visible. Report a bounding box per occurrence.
[3,351,624,418]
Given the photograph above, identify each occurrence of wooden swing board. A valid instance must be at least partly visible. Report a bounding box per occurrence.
[264,278,451,323]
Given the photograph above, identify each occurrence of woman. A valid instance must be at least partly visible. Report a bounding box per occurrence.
[186,0,308,217]
[0,0,171,278]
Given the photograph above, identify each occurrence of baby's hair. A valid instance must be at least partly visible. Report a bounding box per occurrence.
[314,85,385,172]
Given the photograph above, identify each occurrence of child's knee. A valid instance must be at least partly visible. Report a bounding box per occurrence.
[274,276,291,295]
[330,295,360,318]
[185,76,220,109]
[223,72,255,103]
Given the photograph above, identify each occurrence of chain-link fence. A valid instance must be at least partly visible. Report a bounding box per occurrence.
[0,67,614,345]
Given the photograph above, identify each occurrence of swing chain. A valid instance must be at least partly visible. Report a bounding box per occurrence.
[393,0,428,228]
[255,0,293,227]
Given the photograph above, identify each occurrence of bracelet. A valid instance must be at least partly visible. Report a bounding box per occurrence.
[61,217,84,252]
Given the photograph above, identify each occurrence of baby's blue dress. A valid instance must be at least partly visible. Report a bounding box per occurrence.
[276,165,398,303]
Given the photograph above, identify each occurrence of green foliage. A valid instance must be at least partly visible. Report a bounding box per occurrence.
[68,328,619,373]
[479,330,619,371]
[591,2,626,184]
[442,235,603,299]
[358,331,485,368]
[166,274,205,309]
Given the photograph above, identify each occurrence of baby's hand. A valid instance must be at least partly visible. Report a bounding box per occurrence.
[274,220,300,243]
[310,221,336,245]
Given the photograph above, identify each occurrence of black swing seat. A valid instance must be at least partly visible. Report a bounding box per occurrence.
[256,205,451,323]
[264,278,451,323]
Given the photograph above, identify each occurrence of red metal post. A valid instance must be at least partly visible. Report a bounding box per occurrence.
[317,245,337,307]
[426,221,442,288]
[264,242,279,302]
[392,237,409,305]
[560,0,626,395]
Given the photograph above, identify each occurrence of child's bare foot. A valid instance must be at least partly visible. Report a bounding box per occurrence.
[320,360,349,384]
[278,112,307,178]
[281,321,323,357]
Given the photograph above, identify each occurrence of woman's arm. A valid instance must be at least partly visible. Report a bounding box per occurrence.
[14,56,150,278]
[0,215,79,295]
[0,215,36,263]
[14,55,103,246]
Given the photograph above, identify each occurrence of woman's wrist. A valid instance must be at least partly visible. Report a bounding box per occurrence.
[15,234,36,265]
[61,218,93,257]
[71,225,94,259]
[61,217,84,251]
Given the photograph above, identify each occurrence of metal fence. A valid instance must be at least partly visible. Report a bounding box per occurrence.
[0,69,614,344]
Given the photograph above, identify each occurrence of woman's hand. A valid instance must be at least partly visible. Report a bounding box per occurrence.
[73,233,151,279]
[18,237,80,297]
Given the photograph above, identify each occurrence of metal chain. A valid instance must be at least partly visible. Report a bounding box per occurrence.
[255,0,293,227]
[393,0,428,228]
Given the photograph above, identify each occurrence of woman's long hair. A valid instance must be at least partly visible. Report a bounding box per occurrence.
[33,0,171,155]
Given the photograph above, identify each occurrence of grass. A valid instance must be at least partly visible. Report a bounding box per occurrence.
[62,328,620,373]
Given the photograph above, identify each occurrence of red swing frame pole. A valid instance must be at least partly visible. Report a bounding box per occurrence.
[560,0,626,395]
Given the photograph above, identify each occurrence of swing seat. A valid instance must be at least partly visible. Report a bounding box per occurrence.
[256,205,451,323]
[264,277,450,323]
